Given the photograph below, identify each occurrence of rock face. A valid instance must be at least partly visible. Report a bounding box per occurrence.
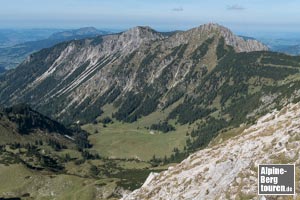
[122,103,300,200]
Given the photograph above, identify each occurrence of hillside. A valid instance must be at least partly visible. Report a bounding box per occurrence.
[123,103,300,199]
[0,105,162,199]
[0,104,90,147]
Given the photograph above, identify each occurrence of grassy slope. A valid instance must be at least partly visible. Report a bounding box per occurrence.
[0,164,118,200]
[0,157,160,199]
[0,141,171,199]
[83,102,190,161]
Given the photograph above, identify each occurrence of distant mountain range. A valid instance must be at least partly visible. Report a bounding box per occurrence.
[0,66,5,73]
[0,27,111,69]
[0,28,64,48]
[271,44,300,55]
[48,27,109,40]
[254,36,300,55]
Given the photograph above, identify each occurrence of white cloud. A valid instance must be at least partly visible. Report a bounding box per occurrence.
[172,7,184,12]
[227,4,245,11]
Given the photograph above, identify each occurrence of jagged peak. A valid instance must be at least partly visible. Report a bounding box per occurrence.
[122,26,164,39]
[185,23,268,52]
[198,23,230,32]
[129,26,154,31]
[127,26,156,33]
[185,23,233,36]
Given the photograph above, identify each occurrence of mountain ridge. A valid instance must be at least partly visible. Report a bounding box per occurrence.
[0,23,269,125]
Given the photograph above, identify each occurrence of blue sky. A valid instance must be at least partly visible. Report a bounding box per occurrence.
[1,0,300,33]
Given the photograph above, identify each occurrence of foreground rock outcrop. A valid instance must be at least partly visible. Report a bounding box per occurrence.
[123,103,300,200]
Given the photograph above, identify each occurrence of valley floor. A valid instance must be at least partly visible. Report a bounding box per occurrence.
[82,104,190,161]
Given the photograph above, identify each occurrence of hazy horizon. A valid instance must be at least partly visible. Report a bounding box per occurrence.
[2,0,300,33]
[1,25,300,41]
